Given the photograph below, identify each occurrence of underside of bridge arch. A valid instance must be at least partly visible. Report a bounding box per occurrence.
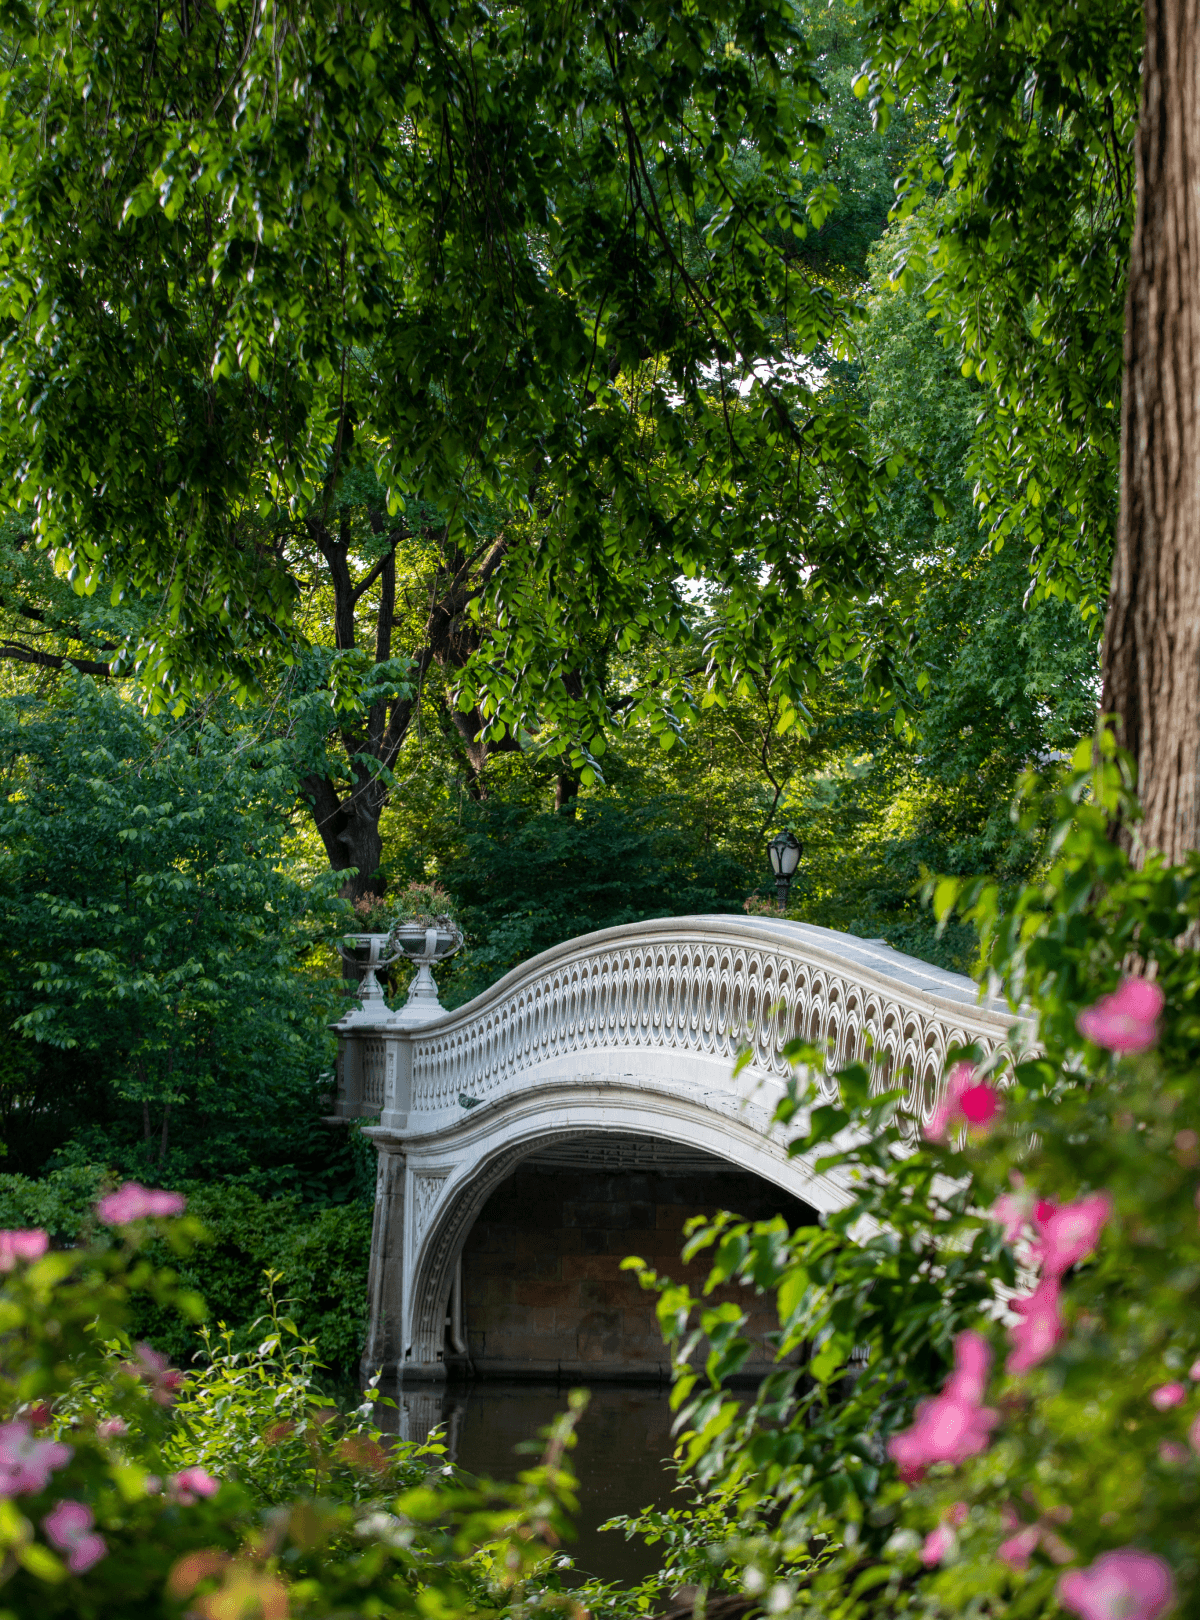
[457,1131,818,1382]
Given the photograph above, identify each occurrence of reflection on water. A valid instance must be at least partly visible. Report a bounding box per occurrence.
[390,1381,684,1587]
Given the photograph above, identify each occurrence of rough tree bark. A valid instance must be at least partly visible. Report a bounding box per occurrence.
[1101,0,1200,861]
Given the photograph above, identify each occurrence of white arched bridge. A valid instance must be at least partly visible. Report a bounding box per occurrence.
[328,916,1019,1383]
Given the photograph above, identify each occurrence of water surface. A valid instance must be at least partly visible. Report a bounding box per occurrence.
[398,1381,685,1587]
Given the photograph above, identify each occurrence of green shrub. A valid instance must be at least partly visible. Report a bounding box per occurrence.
[0,1168,373,1378]
[131,1184,373,1379]
[0,1164,109,1242]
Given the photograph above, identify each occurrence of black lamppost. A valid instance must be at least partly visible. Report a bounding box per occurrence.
[767,830,803,913]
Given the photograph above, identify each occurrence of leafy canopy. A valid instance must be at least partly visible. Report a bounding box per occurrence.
[855,0,1139,617]
[0,0,881,754]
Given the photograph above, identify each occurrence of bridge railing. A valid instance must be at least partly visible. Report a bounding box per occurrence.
[330,915,1024,1138]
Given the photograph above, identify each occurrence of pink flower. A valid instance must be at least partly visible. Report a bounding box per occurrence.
[1007,1278,1065,1375]
[927,1063,1001,1143]
[921,1523,955,1566]
[1189,1360,1200,1381]
[945,1329,992,1406]
[1076,979,1164,1055]
[1159,1441,1188,1465]
[1058,1550,1175,1620]
[96,1418,127,1440]
[1036,1194,1113,1277]
[920,1504,968,1567]
[169,1467,219,1505]
[0,1422,72,1495]
[96,1182,186,1225]
[0,1230,48,1271]
[43,1500,107,1574]
[121,1343,184,1406]
[1151,1383,1186,1412]
[887,1332,998,1481]
[1189,1413,1200,1454]
[993,1189,1032,1245]
[999,1525,1040,1570]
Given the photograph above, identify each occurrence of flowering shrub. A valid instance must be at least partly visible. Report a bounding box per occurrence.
[348,893,396,934]
[0,1182,584,1617]
[742,895,782,918]
[389,882,459,930]
[617,741,1200,1620]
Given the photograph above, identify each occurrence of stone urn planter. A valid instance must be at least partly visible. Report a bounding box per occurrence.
[336,931,404,1025]
[389,918,464,1026]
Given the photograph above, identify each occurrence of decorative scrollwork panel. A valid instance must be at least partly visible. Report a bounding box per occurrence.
[408,925,1018,1127]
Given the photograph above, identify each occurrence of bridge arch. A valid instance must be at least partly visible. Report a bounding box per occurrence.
[331,915,1022,1382]
[402,1091,850,1371]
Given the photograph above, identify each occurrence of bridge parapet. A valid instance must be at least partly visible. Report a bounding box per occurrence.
[329,916,1025,1383]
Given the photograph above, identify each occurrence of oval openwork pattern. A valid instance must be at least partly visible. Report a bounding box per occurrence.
[409,931,1012,1133]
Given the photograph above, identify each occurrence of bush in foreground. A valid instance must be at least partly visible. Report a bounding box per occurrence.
[0,1182,584,1619]
[616,741,1200,1620]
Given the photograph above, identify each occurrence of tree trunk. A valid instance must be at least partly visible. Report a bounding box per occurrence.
[1101,0,1200,862]
[301,772,387,899]
[555,772,579,815]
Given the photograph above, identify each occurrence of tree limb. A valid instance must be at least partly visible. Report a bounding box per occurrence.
[0,641,112,676]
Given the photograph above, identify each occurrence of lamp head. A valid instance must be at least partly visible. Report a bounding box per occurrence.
[767,829,803,878]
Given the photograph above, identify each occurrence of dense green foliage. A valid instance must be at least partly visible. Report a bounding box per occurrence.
[0,681,345,1183]
[0,0,881,757]
[856,0,1139,620]
[0,684,380,1376]
[0,1166,373,1381]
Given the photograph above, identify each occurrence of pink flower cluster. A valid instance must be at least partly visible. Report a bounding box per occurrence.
[1037,1194,1113,1275]
[169,1467,219,1505]
[887,1331,998,1483]
[43,1500,106,1574]
[1008,1279,1066,1375]
[921,1502,968,1567]
[992,1177,1054,1245]
[1058,1550,1175,1620]
[0,1421,72,1495]
[998,1191,1112,1375]
[1076,978,1164,1055]
[1151,1382,1186,1412]
[926,1063,1001,1144]
[96,1183,186,1225]
[998,1504,1073,1569]
[0,1229,48,1271]
[121,1343,184,1406]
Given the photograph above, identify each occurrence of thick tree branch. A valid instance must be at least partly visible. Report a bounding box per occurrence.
[352,530,409,605]
[0,641,112,676]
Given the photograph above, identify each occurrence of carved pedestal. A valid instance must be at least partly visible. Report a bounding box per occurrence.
[330,928,465,1384]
